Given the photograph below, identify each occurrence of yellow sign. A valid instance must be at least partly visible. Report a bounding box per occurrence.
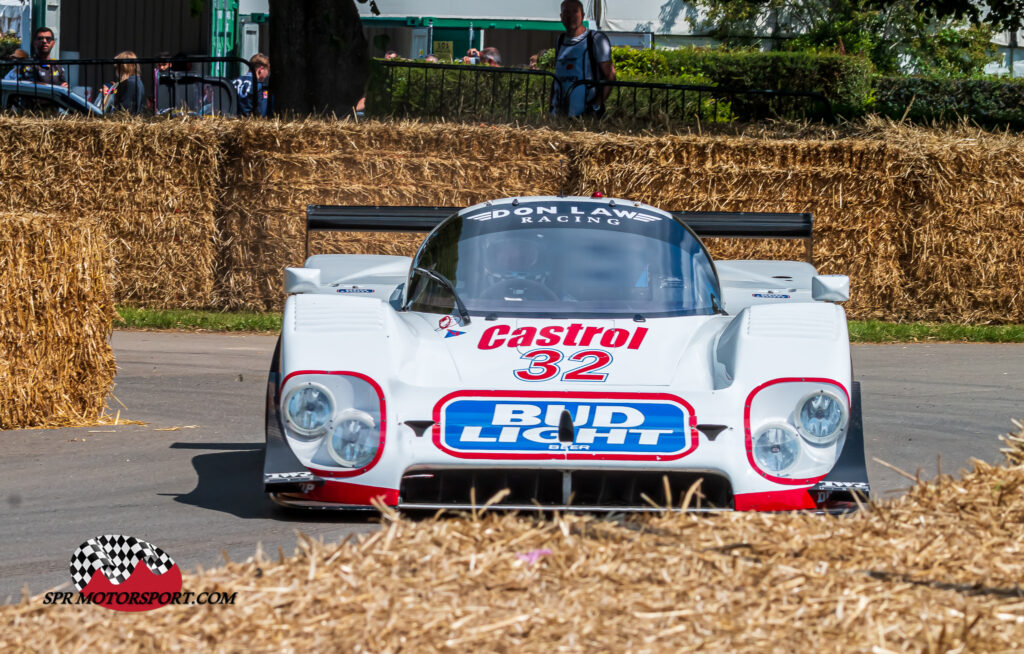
[434,41,454,61]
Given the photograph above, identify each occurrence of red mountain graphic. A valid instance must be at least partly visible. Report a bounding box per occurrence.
[80,561,183,612]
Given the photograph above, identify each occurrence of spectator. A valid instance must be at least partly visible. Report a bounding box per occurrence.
[101,51,145,115]
[480,47,502,67]
[552,0,615,117]
[424,53,439,63]
[528,53,540,70]
[3,49,28,80]
[463,48,481,64]
[384,50,398,60]
[20,26,67,87]
[233,52,272,117]
[152,51,172,110]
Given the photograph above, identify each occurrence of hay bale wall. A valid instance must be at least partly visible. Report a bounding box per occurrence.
[2,117,1022,322]
[0,213,115,429]
[217,120,1024,321]
[889,127,1024,322]
[567,134,920,320]
[0,117,222,308]
[215,121,571,311]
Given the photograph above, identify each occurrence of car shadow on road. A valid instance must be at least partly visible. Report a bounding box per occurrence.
[163,442,273,520]
[163,442,380,524]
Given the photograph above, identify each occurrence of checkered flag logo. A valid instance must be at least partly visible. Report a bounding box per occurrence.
[69,535,177,591]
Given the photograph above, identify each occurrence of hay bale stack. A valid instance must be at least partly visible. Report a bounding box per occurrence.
[568,133,921,320]
[0,212,115,429]
[216,119,571,311]
[0,117,222,308]
[883,125,1024,322]
[4,426,1024,650]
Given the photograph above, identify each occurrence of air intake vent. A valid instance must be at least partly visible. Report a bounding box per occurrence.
[399,469,733,512]
[293,297,383,333]
[747,304,838,339]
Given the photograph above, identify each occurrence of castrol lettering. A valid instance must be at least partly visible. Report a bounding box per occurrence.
[478,324,647,350]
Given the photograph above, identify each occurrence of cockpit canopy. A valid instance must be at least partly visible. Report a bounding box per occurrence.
[405,198,721,319]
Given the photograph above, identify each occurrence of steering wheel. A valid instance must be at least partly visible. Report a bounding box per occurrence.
[479,279,559,302]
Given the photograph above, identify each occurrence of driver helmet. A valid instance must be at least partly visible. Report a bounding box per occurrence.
[482,235,548,284]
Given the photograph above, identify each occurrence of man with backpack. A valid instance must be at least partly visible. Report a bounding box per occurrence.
[552,0,616,117]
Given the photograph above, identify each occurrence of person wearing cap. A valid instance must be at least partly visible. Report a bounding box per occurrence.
[552,0,615,117]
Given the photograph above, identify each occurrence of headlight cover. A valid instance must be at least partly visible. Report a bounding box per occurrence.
[795,391,848,445]
[327,409,379,468]
[745,378,850,485]
[279,371,387,476]
[752,424,800,473]
[283,383,334,437]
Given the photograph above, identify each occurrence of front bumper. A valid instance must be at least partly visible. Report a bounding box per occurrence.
[264,349,870,512]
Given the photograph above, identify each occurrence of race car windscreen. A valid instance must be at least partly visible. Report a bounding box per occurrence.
[405,200,722,319]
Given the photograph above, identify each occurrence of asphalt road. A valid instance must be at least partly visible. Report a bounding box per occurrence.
[2,331,1022,601]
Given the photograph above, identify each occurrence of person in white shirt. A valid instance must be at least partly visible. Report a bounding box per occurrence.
[552,0,616,116]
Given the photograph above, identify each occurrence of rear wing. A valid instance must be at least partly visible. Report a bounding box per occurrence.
[305,205,814,262]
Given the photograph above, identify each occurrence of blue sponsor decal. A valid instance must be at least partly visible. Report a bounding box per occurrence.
[444,329,465,338]
[337,287,375,294]
[752,293,790,299]
[440,398,689,455]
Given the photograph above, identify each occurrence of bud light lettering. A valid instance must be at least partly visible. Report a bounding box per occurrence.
[439,398,691,457]
[479,324,647,350]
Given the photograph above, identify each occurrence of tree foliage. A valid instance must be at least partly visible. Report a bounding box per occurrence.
[690,0,999,77]
[268,0,368,116]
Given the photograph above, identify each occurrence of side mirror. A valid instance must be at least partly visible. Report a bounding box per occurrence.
[284,267,321,294]
[812,275,849,302]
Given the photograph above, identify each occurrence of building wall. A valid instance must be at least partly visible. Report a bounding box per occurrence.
[59,0,210,59]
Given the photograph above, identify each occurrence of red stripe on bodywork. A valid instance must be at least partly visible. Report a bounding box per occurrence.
[300,480,399,506]
[734,488,817,511]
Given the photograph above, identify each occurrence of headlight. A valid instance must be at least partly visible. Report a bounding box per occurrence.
[753,424,800,473]
[795,391,847,445]
[327,409,380,468]
[284,383,334,437]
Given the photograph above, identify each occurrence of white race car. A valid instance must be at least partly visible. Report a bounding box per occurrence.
[264,196,869,512]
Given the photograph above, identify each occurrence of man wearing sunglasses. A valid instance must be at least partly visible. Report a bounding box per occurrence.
[19,26,68,88]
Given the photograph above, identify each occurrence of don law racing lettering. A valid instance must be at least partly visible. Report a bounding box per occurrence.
[434,393,698,460]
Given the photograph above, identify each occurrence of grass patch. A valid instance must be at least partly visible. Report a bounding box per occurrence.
[849,320,1024,343]
[113,307,1024,343]
[114,306,282,332]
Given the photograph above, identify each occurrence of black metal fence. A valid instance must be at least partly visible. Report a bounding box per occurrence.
[366,60,560,123]
[3,55,835,124]
[367,59,834,125]
[1,55,251,117]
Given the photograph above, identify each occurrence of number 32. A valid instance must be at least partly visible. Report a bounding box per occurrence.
[514,348,612,382]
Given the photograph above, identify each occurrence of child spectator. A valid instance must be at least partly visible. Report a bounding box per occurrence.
[102,51,145,114]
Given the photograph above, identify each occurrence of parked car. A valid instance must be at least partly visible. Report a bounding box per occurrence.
[1,79,103,116]
[263,196,870,513]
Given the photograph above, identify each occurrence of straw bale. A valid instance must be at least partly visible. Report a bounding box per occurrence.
[4,422,1024,651]
[0,212,115,429]
[0,117,222,308]
[568,122,1024,322]
[214,119,572,311]
[875,125,1024,323]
